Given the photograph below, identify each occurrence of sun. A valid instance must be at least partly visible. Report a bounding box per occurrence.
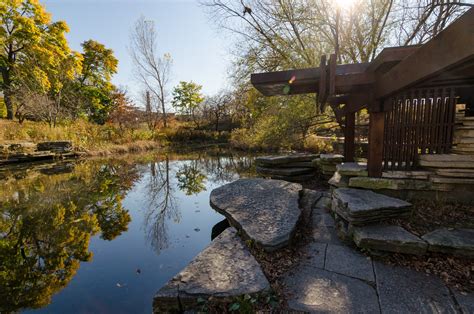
[335,0,356,10]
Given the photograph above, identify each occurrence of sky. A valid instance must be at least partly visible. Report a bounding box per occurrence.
[42,0,235,99]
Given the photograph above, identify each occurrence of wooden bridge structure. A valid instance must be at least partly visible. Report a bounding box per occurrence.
[251,8,474,177]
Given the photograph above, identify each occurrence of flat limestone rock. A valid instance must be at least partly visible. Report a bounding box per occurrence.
[325,244,374,282]
[349,176,432,191]
[210,179,302,251]
[353,225,427,255]
[422,228,474,258]
[37,141,73,152]
[436,168,474,178]
[332,188,412,225]
[419,154,474,163]
[374,262,457,313]
[153,228,270,312]
[319,154,344,163]
[430,176,474,184]
[283,265,380,313]
[420,160,474,169]
[300,242,327,269]
[266,173,316,183]
[336,162,368,176]
[256,166,314,176]
[256,154,318,166]
[382,170,432,180]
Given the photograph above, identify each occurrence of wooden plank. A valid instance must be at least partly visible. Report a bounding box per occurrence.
[344,112,355,162]
[368,111,385,177]
[375,8,474,98]
[318,55,328,111]
[367,45,421,73]
[329,54,337,95]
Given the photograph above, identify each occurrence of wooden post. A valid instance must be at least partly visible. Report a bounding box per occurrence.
[368,111,385,177]
[344,112,355,162]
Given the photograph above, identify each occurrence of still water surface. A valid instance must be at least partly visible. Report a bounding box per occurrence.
[0,149,255,313]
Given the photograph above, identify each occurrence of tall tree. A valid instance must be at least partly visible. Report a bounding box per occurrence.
[78,40,118,124]
[0,0,70,120]
[171,81,204,127]
[130,16,172,128]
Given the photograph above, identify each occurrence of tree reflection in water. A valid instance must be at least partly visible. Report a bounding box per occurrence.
[143,157,180,254]
[0,150,256,312]
[142,152,255,255]
[0,160,140,312]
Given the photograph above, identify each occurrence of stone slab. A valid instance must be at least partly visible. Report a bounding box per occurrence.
[312,226,343,245]
[319,154,344,163]
[283,265,380,313]
[422,228,474,258]
[374,262,458,313]
[457,137,474,144]
[419,154,474,163]
[312,213,335,228]
[268,173,316,182]
[256,154,318,165]
[300,189,322,223]
[256,166,314,176]
[453,290,474,314]
[349,177,432,191]
[436,168,474,178]
[325,244,374,282]
[336,162,368,176]
[153,228,270,312]
[332,188,412,225]
[300,242,327,269]
[430,176,474,184]
[278,161,317,168]
[420,160,474,169]
[353,225,427,255]
[382,170,432,180]
[313,195,331,214]
[210,179,302,251]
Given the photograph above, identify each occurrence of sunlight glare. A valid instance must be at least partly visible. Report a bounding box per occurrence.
[335,0,356,10]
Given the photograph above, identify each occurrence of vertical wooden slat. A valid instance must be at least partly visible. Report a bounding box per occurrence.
[344,112,356,162]
[368,111,385,177]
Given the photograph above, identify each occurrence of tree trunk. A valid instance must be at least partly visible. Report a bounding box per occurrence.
[4,89,14,120]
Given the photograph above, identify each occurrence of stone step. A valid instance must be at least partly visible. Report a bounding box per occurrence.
[435,168,474,178]
[332,188,412,225]
[268,173,316,182]
[349,177,432,191]
[319,153,344,163]
[210,179,302,251]
[381,170,432,180]
[336,162,368,176]
[256,154,318,166]
[352,225,427,255]
[419,154,474,168]
[37,141,73,153]
[153,228,270,312]
[430,176,474,184]
[454,128,474,137]
[457,137,474,144]
[422,228,474,258]
[256,166,314,176]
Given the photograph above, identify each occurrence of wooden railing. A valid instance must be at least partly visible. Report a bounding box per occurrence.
[382,88,457,170]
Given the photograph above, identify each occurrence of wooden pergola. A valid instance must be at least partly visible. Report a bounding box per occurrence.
[251,8,474,178]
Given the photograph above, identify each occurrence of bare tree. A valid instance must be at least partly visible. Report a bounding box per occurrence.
[203,91,232,131]
[129,16,172,128]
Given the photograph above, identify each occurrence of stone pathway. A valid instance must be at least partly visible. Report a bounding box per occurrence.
[154,179,474,313]
[283,195,473,313]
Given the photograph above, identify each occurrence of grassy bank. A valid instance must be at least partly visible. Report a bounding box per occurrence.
[0,119,233,156]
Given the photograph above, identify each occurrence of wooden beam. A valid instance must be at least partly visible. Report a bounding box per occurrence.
[366,45,421,74]
[368,111,385,177]
[375,8,474,99]
[344,112,356,162]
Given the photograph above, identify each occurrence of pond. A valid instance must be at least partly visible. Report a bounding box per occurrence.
[0,149,256,313]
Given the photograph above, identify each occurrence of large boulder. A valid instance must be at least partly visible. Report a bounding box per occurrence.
[210,178,303,251]
[332,188,412,225]
[153,228,270,313]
